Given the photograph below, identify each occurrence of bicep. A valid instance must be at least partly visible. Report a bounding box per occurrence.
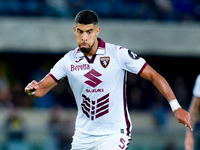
[139,64,159,82]
[189,96,200,113]
[139,64,176,101]
[189,96,200,126]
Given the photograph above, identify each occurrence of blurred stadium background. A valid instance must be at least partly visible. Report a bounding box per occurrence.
[0,0,200,149]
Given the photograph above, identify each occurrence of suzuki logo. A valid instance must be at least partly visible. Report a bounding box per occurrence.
[84,69,102,88]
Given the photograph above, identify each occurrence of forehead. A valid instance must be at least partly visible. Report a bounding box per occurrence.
[75,23,97,30]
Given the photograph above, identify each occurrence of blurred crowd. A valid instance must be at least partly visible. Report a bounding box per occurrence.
[2,105,74,150]
[2,52,198,133]
[0,54,194,149]
[0,57,76,110]
[0,0,200,21]
[0,54,194,112]
[0,1,199,149]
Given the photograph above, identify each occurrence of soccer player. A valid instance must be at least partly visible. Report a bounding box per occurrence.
[25,10,192,150]
[185,74,200,150]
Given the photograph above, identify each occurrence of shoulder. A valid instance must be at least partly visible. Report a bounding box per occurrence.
[193,74,200,97]
[106,42,120,51]
[105,42,141,61]
[105,42,132,54]
[62,48,79,60]
[197,74,200,80]
[195,74,200,85]
[105,42,126,57]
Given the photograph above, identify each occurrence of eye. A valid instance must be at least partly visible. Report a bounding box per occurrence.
[87,30,92,34]
[77,30,83,34]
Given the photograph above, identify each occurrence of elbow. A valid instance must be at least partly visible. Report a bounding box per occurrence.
[149,72,159,83]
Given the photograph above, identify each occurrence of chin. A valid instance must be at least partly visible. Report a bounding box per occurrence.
[80,48,92,54]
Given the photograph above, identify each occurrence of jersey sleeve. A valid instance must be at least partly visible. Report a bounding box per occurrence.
[117,47,146,75]
[49,54,68,82]
[193,74,200,98]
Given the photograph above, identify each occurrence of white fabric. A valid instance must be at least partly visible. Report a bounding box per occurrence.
[71,131,131,150]
[193,74,200,98]
[169,99,181,112]
[50,38,146,136]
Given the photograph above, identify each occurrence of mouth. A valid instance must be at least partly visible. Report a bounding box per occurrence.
[81,43,89,48]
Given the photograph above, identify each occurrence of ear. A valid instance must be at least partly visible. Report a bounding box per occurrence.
[73,26,76,34]
[96,27,100,36]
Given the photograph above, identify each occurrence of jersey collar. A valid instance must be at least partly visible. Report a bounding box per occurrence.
[76,38,106,58]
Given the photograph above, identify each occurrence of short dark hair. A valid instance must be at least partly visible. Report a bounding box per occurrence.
[75,10,98,25]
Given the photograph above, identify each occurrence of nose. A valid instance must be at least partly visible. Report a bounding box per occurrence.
[82,33,88,42]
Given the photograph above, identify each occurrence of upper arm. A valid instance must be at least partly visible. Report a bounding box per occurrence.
[188,96,200,126]
[139,64,159,82]
[117,47,146,74]
[139,64,176,101]
[189,75,200,114]
[189,96,200,114]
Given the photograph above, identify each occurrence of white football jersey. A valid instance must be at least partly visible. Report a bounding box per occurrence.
[193,74,200,98]
[49,38,146,137]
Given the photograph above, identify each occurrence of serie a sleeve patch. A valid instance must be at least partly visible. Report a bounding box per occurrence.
[128,50,140,59]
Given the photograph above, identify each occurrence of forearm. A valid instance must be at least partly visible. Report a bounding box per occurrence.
[139,64,192,130]
[35,76,57,97]
[152,73,176,102]
[25,74,57,98]
[32,82,51,98]
[189,111,198,129]
[150,73,183,112]
[140,65,176,102]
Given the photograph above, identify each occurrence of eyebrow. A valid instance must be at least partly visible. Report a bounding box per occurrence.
[77,28,94,32]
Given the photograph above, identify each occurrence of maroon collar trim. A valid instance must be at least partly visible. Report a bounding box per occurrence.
[85,54,97,63]
[76,38,106,58]
[98,38,106,49]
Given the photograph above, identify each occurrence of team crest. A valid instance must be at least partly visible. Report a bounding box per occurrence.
[100,56,110,68]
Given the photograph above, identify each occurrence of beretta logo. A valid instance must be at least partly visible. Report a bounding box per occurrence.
[100,56,110,68]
